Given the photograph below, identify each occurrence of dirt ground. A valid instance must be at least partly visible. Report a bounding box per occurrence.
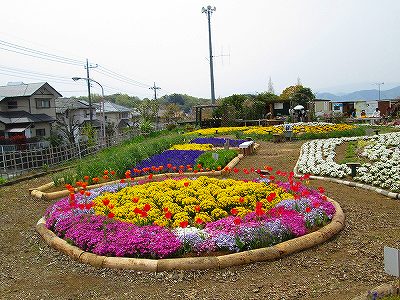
[1,140,399,300]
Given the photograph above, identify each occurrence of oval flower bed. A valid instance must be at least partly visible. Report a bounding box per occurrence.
[44,175,336,260]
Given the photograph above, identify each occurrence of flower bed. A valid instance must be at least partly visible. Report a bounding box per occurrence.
[169,143,214,151]
[296,132,400,192]
[132,150,204,173]
[189,122,356,136]
[44,175,335,259]
[190,137,248,147]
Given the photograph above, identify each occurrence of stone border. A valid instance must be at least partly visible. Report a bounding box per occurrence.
[35,197,344,271]
[30,144,260,201]
[293,143,400,200]
[351,282,399,300]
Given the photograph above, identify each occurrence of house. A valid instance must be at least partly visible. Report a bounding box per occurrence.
[55,97,101,143]
[0,82,61,138]
[94,101,140,134]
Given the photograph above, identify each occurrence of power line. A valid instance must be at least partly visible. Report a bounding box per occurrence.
[0,39,84,66]
[94,66,151,88]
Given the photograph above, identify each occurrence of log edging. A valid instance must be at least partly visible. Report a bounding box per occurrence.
[35,197,344,271]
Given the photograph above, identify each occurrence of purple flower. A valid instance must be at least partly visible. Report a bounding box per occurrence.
[52,214,182,258]
[133,150,204,172]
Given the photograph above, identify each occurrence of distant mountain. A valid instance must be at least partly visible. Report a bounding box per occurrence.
[316,86,400,101]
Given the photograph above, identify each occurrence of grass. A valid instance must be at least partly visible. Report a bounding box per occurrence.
[52,130,189,185]
[195,149,238,171]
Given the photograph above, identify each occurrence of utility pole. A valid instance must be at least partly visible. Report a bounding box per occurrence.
[202,5,216,104]
[149,82,161,100]
[84,59,98,122]
[374,82,384,101]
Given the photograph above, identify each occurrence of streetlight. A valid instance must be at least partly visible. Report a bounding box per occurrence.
[202,5,216,104]
[374,82,384,101]
[72,77,106,140]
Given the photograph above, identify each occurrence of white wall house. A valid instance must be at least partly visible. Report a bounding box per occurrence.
[0,82,61,139]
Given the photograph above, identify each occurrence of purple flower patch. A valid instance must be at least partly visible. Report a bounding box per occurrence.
[133,150,204,171]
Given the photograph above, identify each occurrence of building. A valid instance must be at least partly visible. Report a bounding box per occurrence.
[94,101,140,135]
[55,97,101,143]
[0,82,61,139]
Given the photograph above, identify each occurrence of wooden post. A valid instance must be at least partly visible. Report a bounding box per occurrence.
[346,163,361,177]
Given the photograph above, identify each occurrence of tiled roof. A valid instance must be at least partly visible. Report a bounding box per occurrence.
[55,98,90,113]
[0,111,55,124]
[0,82,62,100]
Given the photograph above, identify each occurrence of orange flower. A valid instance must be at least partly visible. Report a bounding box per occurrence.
[104,170,109,175]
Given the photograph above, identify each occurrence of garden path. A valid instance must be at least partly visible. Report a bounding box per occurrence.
[0,140,399,300]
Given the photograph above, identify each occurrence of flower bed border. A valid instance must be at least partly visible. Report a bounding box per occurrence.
[35,197,344,271]
[30,144,260,200]
[293,143,400,200]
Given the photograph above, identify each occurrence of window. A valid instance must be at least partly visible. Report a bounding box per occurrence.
[7,101,18,109]
[36,128,46,137]
[36,99,51,108]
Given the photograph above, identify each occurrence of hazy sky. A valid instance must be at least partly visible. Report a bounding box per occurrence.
[1,0,400,99]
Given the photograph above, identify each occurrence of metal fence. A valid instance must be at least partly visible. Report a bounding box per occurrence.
[0,130,140,180]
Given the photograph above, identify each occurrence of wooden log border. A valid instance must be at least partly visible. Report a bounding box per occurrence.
[35,197,344,271]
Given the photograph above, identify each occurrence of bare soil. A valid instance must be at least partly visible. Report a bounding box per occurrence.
[1,140,399,300]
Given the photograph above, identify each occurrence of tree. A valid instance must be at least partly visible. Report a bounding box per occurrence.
[162,103,182,124]
[137,99,159,123]
[55,109,82,144]
[254,92,280,118]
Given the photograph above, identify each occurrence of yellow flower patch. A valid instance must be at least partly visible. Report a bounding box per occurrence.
[92,176,293,228]
[169,143,214,151]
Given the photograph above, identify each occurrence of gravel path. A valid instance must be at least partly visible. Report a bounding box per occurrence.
[1,141,399,300]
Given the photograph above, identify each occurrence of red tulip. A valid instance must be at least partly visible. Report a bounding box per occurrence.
[143,203,151,212]
[83,175,90,181]
[305,207,311,213]
[79,190,85,195]
[148,174,153,180]
[233,168,239,173]
[163,207,169,212]
[132,197,139,203]
[239,197,245,203]
[269,175,275,181]
[140,211,148,218]
[120,179,126,183]
[133,207,141,214]
[194,205,201,212]
[110,170,116,176]
[165,211,172,219]
[107,212,115,218]
[195,218,203,224]
[104,170,109,175]
[230,208,238,215]
[69,193,75,201]
[85,203,92,210]
[78,203,85,210]
[234,217,241,225]
[267,192,276,202]
[102,198,110,206]
[180,221,188,228]
[318,187,325,194]
[184,181,189,187]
